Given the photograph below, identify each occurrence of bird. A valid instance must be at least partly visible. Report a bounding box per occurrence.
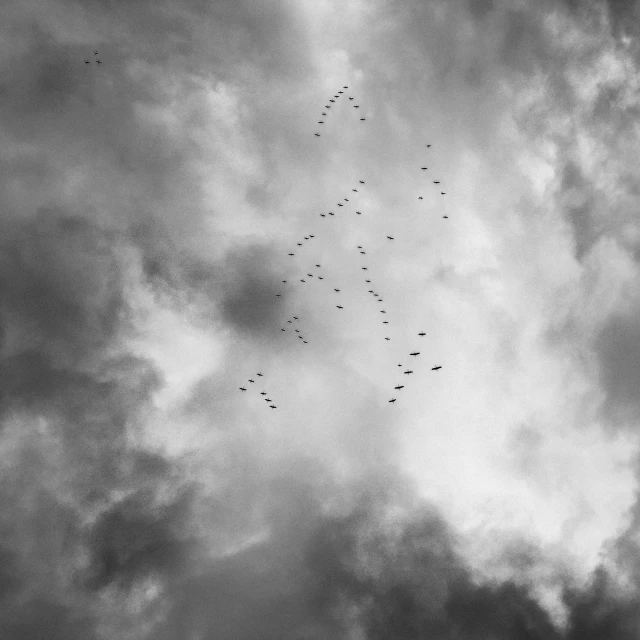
[354,105,360,108]
[356,211,362,215]
[298,335,303,339]
[349,97,354,100]
[362,267,368,270]
[336,305,343,309]
[366,280,371,283]
[314,133,321,137]
[343,85,348,88]
[421,167,428,170]
[325,105,330,109]
[300,279,306,283]
[320,213,326,217]
[257,373,263,377]
[269,405,276,409]
[418,196,423,200]
[431,366,442,371]
[328,212,334,216]
[389,398,397,403]
[334,288,340,292]
[318,121,324,124]
[344,198,349,202]
[260,392,267,395]
[309,234,315,238]
[240,387,247,391]
[441,192,446,195]
[303,340,308,344]
[307,274,313,277]
[426,144,431,147]
[322,112,327,115]
[297,243,303,246]
[410,352,420,356]
[380,310,386,314]
[330,99,335,103]
[276,294,281,298]
[318,276,324,280]
[387,236,394,240]
[404,370,413,375]
[373,293,378,297]
[418,332,426,336]
[315,264,321,267]
[248,379,255,383]
[433,181,440,184]
[84,60,90,64]
[288,253,294,256]
[394,385,404,390]
[385,337,390,341]
[293,316,299,320]
[281,328,286,332]
[96,60,102,64]
[287,320,292,324]
[398,364,402,367]
[383,321,389,324]
[338,203,343,207]
[359,180,365,184]
[360,118,366,121]
[443,216,448,219]
[360,251,366,255]
[357,245,363,248]
[352,189,358,192]
[338,91,343,94]
[282,280,287,283]
[295,329,300,333]
[94,50,99,55]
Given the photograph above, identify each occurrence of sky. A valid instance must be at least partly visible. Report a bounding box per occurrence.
[1,0,640,637]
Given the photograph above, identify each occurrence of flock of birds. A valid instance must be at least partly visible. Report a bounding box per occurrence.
[234,84,445,407]
[84,50,102,64]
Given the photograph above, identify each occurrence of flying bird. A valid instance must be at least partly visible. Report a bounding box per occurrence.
[282,280,287,283]
[336,305,343,309]
[287,320,292,324]
[309,234,314,238]
[288,253,294,256]
[307,273,313,277]
[431,366,442,371]
[343,85,348,88]
[338,91,343,94]
[362,267,368,270]
[315,264,321,267]
[387,236,394,240]
[421,167,428,170]
[410,352,420,356]
[354,105,360,108]
[349,97,354,100]
[334,288,340,292]
[318,121,324,124]
[314,133,320,137]
[260,392,267,395]
[360,251,366,255]
[320,213,326,217]
[404,371,413,375]
[389,398,396,403]
[269,405,277,409]
[443,216,448,219]
[257,373,263,377]
[318,276,324,280]
[394,385,404,390]
[94,51,99,54]
[352,189,358,192]
[344,198,349,202]
[248,379,255,383]
[418,196,423,200]
[240,387,247,391]
[441,192,446,195]
[365,280,371,283]
[380,310,386,314]
[418,332,426,336]
[426,144,431,147]
[265,398,271,402]
[293,316,299,320]
[356,211,361,215]
[276,294,281,298]
[297,242,303,246]
[300,279,306,283]
[328,212,334,216]
[383,321,389,324]
[434,181,440,184]
[295,329,300,333]
[359,180,365,184]
[385,337,390,341]
[338,203,343,207]
[84,60,90,64]
[322,112,326,115]
[281,328,286,332]
[360,118,366,121]
[330,99,335,103]
[96,60,102,64]
[325,105,330,109]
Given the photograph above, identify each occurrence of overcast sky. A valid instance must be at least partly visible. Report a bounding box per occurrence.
[1,0,640,638]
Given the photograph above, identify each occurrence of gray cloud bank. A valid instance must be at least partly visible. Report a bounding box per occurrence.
[1,0,640,637]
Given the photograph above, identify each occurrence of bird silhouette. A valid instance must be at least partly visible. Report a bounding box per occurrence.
[389,398,396,403]
[434,181,440,184]
[314,133,320,137]
[394,385,404,390]
[431,366,442,371]
[240,387,247,391]
[418,332,426,336]
[404,371,413,375]
[387,236,394,240]
[336,305,343,309]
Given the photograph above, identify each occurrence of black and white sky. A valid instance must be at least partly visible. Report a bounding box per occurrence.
[2,0,640,638]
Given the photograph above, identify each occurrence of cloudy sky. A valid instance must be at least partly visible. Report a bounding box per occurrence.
[1,0,640,637]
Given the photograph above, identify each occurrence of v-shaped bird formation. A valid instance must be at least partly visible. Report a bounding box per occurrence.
[238,83,448,407]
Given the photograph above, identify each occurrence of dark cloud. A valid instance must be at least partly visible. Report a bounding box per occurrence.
[594,310,640,430]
